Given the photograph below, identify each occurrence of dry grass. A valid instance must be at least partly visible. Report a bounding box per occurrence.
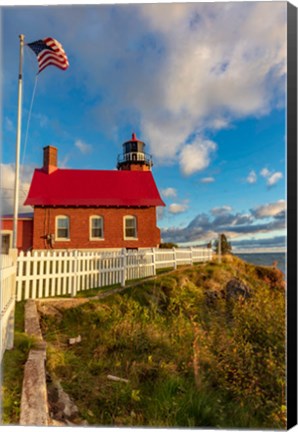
[39,255,285,429]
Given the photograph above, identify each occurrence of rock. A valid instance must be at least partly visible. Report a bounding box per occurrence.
[49,418,67,426]
[205,289,224,306]
[47,375,79,422]
[107,374,129,383]
[226,278,251,301]
[68,335,82,345]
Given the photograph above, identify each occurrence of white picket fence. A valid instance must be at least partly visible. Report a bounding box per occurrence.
[15,247,213,301]
[0,249,18,362]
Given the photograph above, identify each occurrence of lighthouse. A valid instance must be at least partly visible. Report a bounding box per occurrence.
[117,133,153,171]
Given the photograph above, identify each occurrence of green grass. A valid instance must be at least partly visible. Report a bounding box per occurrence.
[40,255,286,428]
[1,302,36,425]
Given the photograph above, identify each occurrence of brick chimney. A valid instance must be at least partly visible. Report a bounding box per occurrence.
[43,145,58,174]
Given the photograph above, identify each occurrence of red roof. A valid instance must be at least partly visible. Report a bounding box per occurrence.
[24,169,165,207]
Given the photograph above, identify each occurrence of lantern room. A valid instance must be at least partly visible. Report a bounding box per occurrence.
[117,133,153,171]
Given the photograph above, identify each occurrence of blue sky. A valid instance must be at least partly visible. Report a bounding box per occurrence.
[1,2,288,252]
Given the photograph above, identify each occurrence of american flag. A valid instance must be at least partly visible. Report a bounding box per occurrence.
[27,37,69,74]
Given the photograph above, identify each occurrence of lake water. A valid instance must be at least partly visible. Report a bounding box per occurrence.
[235,252,286,275]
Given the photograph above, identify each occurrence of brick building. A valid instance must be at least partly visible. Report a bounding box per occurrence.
[16,133,165,251]
[1,214,33,254]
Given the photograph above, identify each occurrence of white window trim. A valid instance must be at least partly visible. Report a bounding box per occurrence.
[124,215,138,240]
[55,215,70,241]
[89,216,104,241]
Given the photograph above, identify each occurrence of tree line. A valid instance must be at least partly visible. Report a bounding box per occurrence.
[160,233,232,255]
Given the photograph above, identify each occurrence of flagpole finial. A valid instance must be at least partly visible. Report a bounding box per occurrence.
[19,34,25,42]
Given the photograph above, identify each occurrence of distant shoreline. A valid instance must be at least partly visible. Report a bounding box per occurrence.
[235,251,285,255]
[234,251,285,274]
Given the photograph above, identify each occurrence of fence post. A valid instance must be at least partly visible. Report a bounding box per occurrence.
[72,250,78,297]
[151,248,156,276]
[218,233,222,264]
[16,250,23,301]
[121,248,126,287]
[6,248,18,350]
[172,247,177,269]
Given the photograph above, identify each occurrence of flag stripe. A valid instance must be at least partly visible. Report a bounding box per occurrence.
[27,37,69,74]
[38,51,68,66]
[39,59,68,73]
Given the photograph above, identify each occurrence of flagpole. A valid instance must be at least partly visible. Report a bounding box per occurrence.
[13,34,25,249]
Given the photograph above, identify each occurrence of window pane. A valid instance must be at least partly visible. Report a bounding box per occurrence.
[92,218,101,228]
[91,217,103,238]
[58,228,68,238]
[125,217,137,238]
[126,218,135,228]
[58,218,69,229]
[57,217,69,238]
[126,228,136,237]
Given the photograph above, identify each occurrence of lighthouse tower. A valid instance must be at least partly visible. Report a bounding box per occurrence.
[117,133,153,171]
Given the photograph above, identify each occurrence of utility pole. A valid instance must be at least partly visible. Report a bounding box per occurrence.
[12,34,25,249]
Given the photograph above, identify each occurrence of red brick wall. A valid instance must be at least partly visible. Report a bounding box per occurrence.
[1,219,33,252]
[33,206,161,250]
[119,163,151,171]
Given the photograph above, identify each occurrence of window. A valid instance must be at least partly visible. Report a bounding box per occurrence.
[1,231,12,254]
[56,216,70,240]
[90,216,104,240]
[124,216,137,239]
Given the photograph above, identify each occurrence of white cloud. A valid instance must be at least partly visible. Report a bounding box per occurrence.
[162,202,285,245]
[168,203,188,214]
[0,164,34,215]
[246,170,257,184]
[260,167,271,177]
[139,2,286,160]
[252,199,286,219]
[267,171,283,186]
[161,187,177,198]
[3,3,286,169]
[156,207,165,221]
[200,177,215,184]
[75,139,92,155]
[211,206,233,216]
[260,167,283,186]
[5,117,14,132]
[179,139,217,175]
[208,117,230,130]
[33,113,49,128]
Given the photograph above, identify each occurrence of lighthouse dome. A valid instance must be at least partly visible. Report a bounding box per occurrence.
[117,133,153,171]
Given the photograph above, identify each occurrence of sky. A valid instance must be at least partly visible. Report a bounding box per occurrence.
[1,1,289,252]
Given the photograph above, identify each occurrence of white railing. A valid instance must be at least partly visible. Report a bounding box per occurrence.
[15,247,213,301]
[0,249,18,362]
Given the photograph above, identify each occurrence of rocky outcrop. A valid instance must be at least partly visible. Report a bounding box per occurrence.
[225,278,251,301]
[47,373,85,425]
